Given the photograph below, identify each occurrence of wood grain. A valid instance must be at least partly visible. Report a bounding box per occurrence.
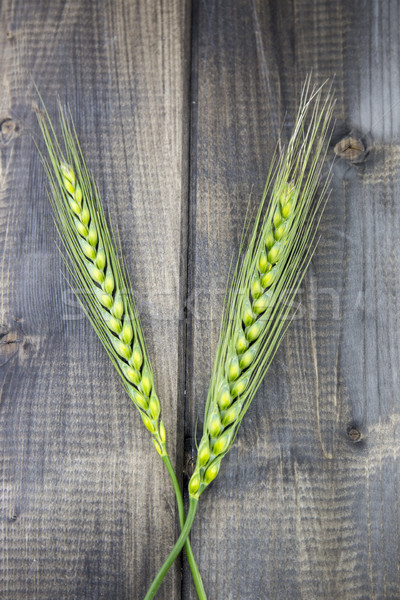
[184,1,400,599]
[1,0,400,599]
[0,1,190,599]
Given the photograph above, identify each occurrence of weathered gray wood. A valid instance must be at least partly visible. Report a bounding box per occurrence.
[2,0,400,599]
[0,1,190,599]
[184,1,400,599]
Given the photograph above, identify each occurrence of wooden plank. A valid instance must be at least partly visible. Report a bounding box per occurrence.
[184,1,400,598]
[0,1,190,599]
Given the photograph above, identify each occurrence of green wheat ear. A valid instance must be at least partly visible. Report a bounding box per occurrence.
[188,77,335,499]
[37,105,165,448]
[36,101,207,600]
[143,76,336,600]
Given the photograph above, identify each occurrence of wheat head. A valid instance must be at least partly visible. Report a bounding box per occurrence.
[37,107,166,453]
[188,79,335,499]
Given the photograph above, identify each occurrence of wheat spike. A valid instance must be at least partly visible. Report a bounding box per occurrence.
[36,102,207,600]
[37,108,165,450]
[144,77,335,599]
[188,78,335,498]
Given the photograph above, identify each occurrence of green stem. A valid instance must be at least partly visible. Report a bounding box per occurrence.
[144,497,198,600]
[161,455,207,600]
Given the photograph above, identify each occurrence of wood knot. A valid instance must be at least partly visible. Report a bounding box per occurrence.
[0,331,22,362]
[0,118,20,146]
[347,426,362,442]
[334,135,368,163]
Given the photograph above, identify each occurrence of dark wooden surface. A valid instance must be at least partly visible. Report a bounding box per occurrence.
[1,1,399,599]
